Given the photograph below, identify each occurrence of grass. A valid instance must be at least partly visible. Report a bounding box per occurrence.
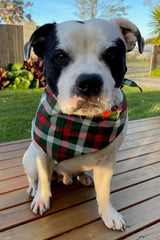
[126,59,150,68]
[0,86,160,143]
[0,88,43,143]
[123,86,160,120]
[125,72,149,77]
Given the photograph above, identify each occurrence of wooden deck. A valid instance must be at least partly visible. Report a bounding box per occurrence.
[0,116,160,240]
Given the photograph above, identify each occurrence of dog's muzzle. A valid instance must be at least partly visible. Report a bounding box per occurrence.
[73,73,103,97]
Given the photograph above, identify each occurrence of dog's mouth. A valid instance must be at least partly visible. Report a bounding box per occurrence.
[70,95,109,117]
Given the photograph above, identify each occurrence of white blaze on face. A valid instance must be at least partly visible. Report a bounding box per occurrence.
[55,19,124,116]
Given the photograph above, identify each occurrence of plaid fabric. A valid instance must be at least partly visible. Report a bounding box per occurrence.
[32,86,127,162]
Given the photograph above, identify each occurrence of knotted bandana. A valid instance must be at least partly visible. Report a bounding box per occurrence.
[32,86,127,162]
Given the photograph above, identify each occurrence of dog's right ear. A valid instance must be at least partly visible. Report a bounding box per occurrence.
[24,23,55,60]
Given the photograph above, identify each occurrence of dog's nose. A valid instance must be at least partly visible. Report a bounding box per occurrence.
[75,74,103,96]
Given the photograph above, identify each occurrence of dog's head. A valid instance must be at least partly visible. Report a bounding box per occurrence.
[25,18,144,116]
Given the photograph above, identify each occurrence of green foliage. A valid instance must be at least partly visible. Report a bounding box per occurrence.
[24,57,45,88]
[148,4,160,45]
[145,38,155,44]
[0,58,45,90]
[151,67,160,76]
[7,63,34,89]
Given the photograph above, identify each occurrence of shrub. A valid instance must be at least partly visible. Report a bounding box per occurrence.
[151,67,160,77]
[24,57,45,88]
[0,57,45,90]
[0,67,9,90]
[7,63,34,89]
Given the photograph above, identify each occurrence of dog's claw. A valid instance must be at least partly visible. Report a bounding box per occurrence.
[30,193,51,215]
[77,172,94,186]
[100,206,125,231]
[27,186,37,197]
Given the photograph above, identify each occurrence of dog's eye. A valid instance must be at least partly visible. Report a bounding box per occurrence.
[102,47,116,61]
[106,51,115,59]
[55,52,68,63]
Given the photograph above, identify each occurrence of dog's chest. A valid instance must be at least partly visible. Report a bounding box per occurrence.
[32,86,127,162]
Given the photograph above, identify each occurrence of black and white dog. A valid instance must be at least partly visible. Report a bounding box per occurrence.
[23,18,144,231]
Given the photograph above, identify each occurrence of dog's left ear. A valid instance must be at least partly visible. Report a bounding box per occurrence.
[24,23,55,60]
[115,18,144,54]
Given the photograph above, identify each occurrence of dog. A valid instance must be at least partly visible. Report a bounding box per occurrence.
[23,18,144,231]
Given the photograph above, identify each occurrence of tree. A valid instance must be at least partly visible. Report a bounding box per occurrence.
[0,0,33,25]
[144,0,160,8]
[147,2,160,45]
[74,0,131,20]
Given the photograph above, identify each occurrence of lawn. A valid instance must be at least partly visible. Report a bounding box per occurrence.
[0,86,160,143]
[0,88,43,143]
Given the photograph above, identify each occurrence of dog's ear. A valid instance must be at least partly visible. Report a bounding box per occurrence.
[24,23,55,60]
[115,18,144,54]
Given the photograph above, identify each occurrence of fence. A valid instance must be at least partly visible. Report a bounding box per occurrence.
[0,22,36,69]
[150,45,160,72]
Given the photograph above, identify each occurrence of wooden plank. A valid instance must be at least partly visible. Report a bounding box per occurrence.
[128,116,160,129]
[124,128,160,142]
[114,151,160,175]
[111,163,160,191]
[1,174,159,231]
[0,157,22,170]
[117,142,160,161]
[0,165,25,181]
[1,195,159,240]
[53,197,160,240]
[0,149,26,161]
[0,25,8,68]
[0,175,28,194]
[0,188,29,210]
[120,134,160,151]
[0,116,159,239]
[1,160,159,195]
[0,141,30,154]
[127,122,160,135]
[0,139,31,147]
[0,24,24,68]
[1,148,159,208]
[128,116,160,124]
[1,168,158,210]
[123,222,160,240]
[0,180,82,210]
[8,25,14,65]
[1,148,159,182]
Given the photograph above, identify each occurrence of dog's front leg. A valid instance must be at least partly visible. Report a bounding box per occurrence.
[93,159,125,231]
[30,148,53,215]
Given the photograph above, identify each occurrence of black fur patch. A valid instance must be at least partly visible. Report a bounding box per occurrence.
[101,38,127,88]
[44,25,71,97]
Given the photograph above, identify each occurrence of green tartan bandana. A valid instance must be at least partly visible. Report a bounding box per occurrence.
[32,86,127,162]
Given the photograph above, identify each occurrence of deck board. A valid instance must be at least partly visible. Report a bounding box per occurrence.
[0,116,160,239]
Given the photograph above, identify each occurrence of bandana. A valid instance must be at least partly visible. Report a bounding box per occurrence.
[32,86,127,162]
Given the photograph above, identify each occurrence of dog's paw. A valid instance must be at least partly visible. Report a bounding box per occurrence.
[31,192,51,215]
[99,206,125,231]
[63,174,73,185]
[77,172,94,186]
[27,182,37,197]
